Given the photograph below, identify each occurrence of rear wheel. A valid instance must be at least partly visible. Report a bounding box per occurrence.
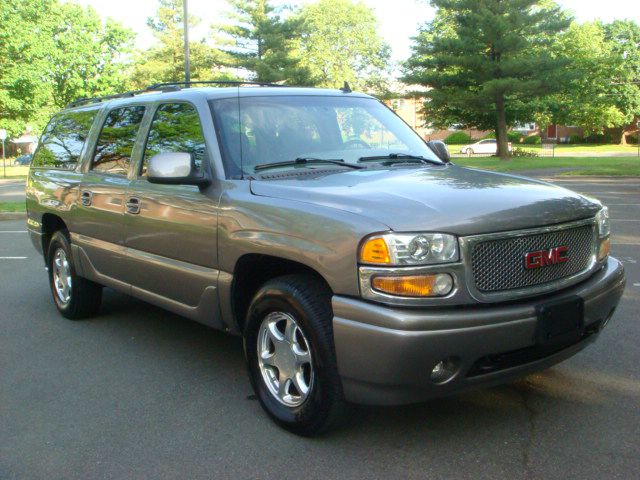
[244,274,348,436]
[47,231,102,319]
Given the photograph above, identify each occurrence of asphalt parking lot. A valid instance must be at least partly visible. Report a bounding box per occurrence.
[1,176,639,480]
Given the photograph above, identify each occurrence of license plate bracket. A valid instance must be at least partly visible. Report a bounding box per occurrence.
[535,296,584,346]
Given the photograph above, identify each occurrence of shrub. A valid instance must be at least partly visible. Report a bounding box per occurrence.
[523,135,542,145]
[507,131,524,143]
[568,134,583,144]
[444,131,472,145]
[511,147,538,157]
[482,131,523,142]
[584,132,614,144]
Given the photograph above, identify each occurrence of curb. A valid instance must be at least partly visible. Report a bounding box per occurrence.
[0,212,26,221]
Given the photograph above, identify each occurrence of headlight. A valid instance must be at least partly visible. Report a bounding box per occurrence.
[596,207,610,238]
[360,233,459,265]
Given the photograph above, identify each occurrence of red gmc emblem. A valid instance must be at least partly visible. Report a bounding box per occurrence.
[524,246,569,269]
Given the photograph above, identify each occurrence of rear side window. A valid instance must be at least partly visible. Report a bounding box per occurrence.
[32,109,98,170]
[91,106,146,176]
[141,103,206,176]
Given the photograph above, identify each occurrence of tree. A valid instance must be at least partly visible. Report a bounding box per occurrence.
[132,0,232,88]
[48,2,135,109]
[212,0,309,84]
[536,20,640,144]
[0,0,56,136]
[404,0,572,159]
[0,0,134,136]
[603,20,640,144]
[293,0,391,92]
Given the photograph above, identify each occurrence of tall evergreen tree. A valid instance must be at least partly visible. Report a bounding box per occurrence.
[132,0,231,88]
[212,0,309,84]
[404,0,571,159]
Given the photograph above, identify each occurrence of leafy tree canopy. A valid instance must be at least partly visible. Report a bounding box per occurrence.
[293,0,392,93]
[543,20,640,143]
[0,0,134,136]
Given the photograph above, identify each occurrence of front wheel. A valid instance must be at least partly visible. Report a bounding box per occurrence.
[47,231,102,319]
[244,274,348,436]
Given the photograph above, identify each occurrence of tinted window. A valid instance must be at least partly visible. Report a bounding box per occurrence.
[92,106,146,175]
[32,109,98,169]
[210,96,440,177]
[142,103,206,176]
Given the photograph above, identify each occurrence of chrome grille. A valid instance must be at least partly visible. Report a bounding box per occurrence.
[471,224,595,292]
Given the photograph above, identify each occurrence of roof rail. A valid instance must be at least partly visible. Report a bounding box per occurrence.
[66,80,299,109]
[146,80,289,90]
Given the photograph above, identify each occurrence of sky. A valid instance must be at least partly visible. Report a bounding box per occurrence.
[71,0,640,65]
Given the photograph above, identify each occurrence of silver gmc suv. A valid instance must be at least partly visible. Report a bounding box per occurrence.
[26,83,625,435]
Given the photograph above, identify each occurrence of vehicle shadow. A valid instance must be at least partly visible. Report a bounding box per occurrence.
[94,288,626,441]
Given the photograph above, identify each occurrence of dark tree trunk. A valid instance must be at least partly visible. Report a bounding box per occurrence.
[495,91,510,160]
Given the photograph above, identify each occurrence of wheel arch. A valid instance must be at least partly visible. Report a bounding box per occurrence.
[41,213,69,264]
[230,254,332,334]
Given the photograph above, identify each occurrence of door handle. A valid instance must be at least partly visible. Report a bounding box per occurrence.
[125,197,141,215]
[80,190,92,207]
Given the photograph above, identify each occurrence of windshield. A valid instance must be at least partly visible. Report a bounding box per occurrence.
[210,95,441,177]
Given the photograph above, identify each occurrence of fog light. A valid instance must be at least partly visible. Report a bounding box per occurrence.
[371,273,453,297]
[430,357,459,383]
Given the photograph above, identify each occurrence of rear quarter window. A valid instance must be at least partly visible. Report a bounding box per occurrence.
[32,109,98,170]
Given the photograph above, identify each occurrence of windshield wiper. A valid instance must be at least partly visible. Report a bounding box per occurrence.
[254,157,364,172]
[358,153,442,165]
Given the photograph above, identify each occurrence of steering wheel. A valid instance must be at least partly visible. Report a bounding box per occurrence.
[343,139,371,150]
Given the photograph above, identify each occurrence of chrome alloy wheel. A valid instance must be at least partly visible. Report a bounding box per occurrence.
[257,311,314,407]
[52,248,72,305]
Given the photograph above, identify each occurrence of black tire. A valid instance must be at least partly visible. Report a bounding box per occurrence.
[244,274,348,436]
[47,231,102,320]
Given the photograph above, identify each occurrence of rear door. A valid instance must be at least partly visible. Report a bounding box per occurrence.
[74,105,147,281]
[122,101,220,311]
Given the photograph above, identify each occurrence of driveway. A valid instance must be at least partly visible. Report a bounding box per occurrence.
[0,180,26,203]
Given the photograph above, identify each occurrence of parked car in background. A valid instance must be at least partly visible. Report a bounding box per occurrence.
[461,139,512,155]
[13,154,33,166]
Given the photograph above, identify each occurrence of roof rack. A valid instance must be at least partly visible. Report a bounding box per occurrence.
[66,80,293,109]
[146,80,289,90]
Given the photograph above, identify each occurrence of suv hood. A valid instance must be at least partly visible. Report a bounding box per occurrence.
[250,165,601,236]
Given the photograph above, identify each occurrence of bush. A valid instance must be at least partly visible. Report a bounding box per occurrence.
[482,131,523,142]
[584,132,614,144]
[523,135,542,145]
[444,131,472,145]
[568,134,583,144]
[511,147,538,157]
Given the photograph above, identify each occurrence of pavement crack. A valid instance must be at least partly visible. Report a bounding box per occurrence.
[517,381,537,480]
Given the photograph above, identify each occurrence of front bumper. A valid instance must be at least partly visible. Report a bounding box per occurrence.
[332,257,625,405]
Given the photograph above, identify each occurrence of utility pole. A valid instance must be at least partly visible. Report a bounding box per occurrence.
[0,129,7,179]
[183,0,190,83]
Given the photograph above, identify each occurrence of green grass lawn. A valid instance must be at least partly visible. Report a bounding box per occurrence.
[0,201,26,212]
[455,156,640,176]
[1,165,29,179]
[520,144,639,153]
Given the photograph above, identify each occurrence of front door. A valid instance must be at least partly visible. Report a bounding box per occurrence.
[122,102,220,312]
[74,105,146,281]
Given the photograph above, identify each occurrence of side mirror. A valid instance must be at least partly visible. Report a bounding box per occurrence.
[427,140,451,163]
[147,152,209,186]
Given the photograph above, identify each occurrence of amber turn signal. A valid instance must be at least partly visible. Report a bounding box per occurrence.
[372,274,453,297]
[598,237,610,261]
[360,237,390,264]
